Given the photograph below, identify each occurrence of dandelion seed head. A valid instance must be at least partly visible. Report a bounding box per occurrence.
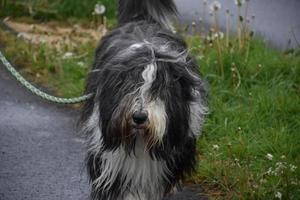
[209,1,222,12]
[94,4,106,15]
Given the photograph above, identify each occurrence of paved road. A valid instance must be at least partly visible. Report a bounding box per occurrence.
[175,0,300,49]
[0,63,90,199]
[0,62,207,199]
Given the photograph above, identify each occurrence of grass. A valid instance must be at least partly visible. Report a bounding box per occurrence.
[0,0,117,27]
[0,29,95,97]
[185,35,300,199]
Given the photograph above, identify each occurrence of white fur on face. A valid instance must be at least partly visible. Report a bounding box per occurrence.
[147,99,167,143]
[140,63,167,143]
[93,137,170,200]
[140,63,157,104]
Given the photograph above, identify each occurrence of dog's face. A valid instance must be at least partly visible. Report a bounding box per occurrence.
[91,32,206,154]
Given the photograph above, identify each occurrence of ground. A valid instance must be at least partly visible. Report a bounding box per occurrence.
[0,58,207,200]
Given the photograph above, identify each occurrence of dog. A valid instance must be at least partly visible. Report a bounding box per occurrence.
[80,0,208,199]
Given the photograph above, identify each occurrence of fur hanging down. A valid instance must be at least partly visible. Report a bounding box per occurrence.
[80,0,208,199]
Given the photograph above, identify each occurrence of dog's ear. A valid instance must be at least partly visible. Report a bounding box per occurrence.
[117,0,178,30]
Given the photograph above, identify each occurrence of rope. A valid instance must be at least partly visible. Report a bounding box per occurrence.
[0,50,94,104]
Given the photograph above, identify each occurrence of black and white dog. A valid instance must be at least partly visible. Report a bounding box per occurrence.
[81,0,208,199]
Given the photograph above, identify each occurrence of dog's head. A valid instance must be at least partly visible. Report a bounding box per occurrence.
[83,23,207,154]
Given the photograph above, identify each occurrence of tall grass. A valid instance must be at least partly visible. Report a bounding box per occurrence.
[0,0,117,20]
[185,0,300,199]
[186,35,300,199]
[54,0,116,19]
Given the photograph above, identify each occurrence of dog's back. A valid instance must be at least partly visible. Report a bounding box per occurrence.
[81,1,208,200]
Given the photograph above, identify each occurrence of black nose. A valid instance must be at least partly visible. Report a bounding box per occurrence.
[132,111,148,124]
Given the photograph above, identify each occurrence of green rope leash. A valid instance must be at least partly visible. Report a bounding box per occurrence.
[0,50,94,104]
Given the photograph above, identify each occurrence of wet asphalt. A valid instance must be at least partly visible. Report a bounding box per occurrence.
[175,0,300,49]
[0,61,207,199]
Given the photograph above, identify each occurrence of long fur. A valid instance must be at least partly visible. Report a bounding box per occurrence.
[81,1,208,200]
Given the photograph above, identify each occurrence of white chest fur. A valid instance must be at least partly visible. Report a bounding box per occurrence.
[94,137,170,200]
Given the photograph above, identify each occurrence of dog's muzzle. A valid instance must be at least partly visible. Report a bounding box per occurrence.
[132,111,148,129]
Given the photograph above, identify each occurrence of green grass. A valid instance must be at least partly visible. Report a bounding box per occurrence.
[186,36,300,199]
[1,21,299,199]
[0,29,96,98]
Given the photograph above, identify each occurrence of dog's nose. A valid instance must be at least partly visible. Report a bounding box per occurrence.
[132,111,148,124]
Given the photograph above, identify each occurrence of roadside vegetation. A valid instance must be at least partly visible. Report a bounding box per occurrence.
[0,0,299,199]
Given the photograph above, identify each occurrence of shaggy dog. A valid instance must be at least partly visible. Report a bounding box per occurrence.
[80,0,208,199]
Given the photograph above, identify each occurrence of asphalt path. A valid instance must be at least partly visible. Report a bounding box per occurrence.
[0,61,207,199]
[175,0,300,49]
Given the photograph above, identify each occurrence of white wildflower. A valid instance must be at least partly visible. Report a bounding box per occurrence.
[291,180,298,185]
[209,1,221,12]
[77,62,85,67]
[266,153,273,161]
[280,155,286,159]
[266,167,273,175]
[212,144,220,151]
[17,32,25,38]
[62,52,74,59]
[94,4,106,15]
[290,164,297,172]
[275,192,282,199]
